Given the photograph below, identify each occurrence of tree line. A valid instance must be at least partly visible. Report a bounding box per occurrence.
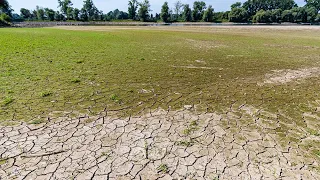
[1,0,320,24]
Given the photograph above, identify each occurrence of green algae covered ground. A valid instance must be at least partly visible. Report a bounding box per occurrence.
[0,26,320,159]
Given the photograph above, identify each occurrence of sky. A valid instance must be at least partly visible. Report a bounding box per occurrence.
[9,0,306,14]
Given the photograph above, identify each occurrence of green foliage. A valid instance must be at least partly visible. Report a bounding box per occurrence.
[192,1,206,21]
[128,0,138,20]
[173,1,183,21]
[82,0,102,21]
[282,9,294,22]
[57,0,73,16]
[316,13,320,22]
[54,11,64,21]
[45,8,55,21]
[0,0,12,16]
[308,128,320,136]
[71,78,81,83]
[229,7,248,22]
[36,6,45,20]
[11,0,320,24]
[105,9,129,21]
[0,159,6,165]
[288,6,318,23]
[183,121,199,135]
[305,0,320,12]
[231,2,242,9]
[203,5,214,22]
[161,2,170,22]
[182,4,192,22]
[175,140,194,147]
[305,7,318,22]
[2,97,13,106]
[41,91,53,97]
[66,7,74,20]
[0,13,10,22]
[253,10,273,23]
[76,60,84,64]
[138,0,150,22]
[30,119,45,125]
[20,8,32,20]
[315,150,320,158]
[271,9,282,23]
[157,164,169,173]
[73,8,80,21]
[110,94,122,103]
[243,0,295,16]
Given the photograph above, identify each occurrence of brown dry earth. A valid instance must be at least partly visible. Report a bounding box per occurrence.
[0,104,319,180]
[1,26,320,180]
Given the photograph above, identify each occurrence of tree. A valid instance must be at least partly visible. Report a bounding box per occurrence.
[231,2,242,9]
[289,6,318,23]
[36,6,45,20]
[243,0,296,17]
[118,11,129,19]
[253,10,272,23]
[305,0,320,12]
[223,11,230,20]
[315,13,320,22]
[0,0,6,8]
[104,11,113,21]
[32,10,37,19]
[282,9,294,22]
[271,9,282,23]
[155,13,160,21]
[0,0,12,17]
[161,2,170,22]
[305,7,317,22]
[182,4,192,22]
[0,12,10,22]
[128,0,138,20]
[173,1,183,20]
[229,7,248,22]
[82,0,101,21]
[11,13,23,21]
[67,7,74,20]
[44,8,55,21]
[57,0,73,16]
[80,8,88,21]
[273,0,296,11]
[192,1,206,21]
[73,8,80,21]
[203,5,214,22]
[55,11,64,21]
[138,0,151,22]
[20,8,32,20]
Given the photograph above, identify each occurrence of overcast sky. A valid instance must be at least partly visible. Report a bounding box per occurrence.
[9,0,306,14]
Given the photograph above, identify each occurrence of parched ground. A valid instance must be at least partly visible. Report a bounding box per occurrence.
[0,26,320,179]
[1,106,320,179]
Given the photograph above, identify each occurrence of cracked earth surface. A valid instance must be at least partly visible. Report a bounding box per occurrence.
[261,67,320,85]
[1,105,319,180]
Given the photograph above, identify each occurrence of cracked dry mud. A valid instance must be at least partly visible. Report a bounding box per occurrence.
[1,105,320,180]
[261,68,320,85]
